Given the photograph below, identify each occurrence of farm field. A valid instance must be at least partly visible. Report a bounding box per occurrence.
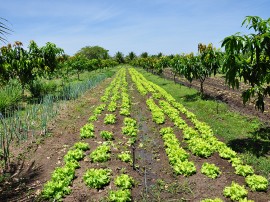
[0,66,269,202]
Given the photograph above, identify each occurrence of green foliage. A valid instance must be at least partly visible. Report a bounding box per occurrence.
[29,79,57,97]
[93,103,106,115]
[218,146,237,159]
[108,189,132,202]
[64,148,84,163]
[114,174,134,189]
[126,51,137,62]
[223,181,248,201]
[221,16,270,112]
[76,45,109,60]
[104,114,116,124]
[122,117,138,139]
[0,79,22,112]
[42,163,76,200]
[234,164,254,177]
[100,130,114,140]
[114,51,125,64]
[173,160,196,177]
[83,168,111,189]
[88,114,98,122]
[146,98,165,124]
[159,127,195,176]
[118,151,132,163]
[73,142,90,151]
[80,123,95,138]
[90,144,111,162]
[41,42,64,74]
[187,137,215,158]
[201,162,221,179]
[0,40,63,92]
[107,101,117,112]
[245,174,268,191]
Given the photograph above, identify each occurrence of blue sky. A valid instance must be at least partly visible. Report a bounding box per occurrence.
[1,0,269,56]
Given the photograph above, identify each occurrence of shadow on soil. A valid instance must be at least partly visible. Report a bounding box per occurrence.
[228,126,270,157]
[0,160,42,201]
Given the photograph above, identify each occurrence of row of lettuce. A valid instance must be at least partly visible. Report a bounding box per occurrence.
[129,68,268,202]
[41,68,137,201]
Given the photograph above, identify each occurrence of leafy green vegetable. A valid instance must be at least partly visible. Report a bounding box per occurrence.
[100,130,114,140]
[108,101,117,112]
[245,174,269,191]
[218,146,237,159]
[108,189,132,202]
[223,181,248,201]
[187,137,215,158]
[64,148,85,163]
[73,142,90,151]
[118,151,132,163]
[80,123,95,138]
[94,104,106,115]
[104,114,116,124]
[114,174,134,189]
[83,168,111,189]
[146,98,165,124]
[42,164,76,200]
[234,164,254,177]
[88,115,98,122]
[90,144,111,162]
[201,162,221,179]
[173,160,196,176]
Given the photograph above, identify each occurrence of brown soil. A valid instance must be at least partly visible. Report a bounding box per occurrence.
[0,70,269,202]
[163,68,270,124]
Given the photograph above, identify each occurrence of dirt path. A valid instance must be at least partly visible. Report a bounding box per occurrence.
[163,68,270,124]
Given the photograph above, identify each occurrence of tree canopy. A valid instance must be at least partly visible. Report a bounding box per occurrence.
[75,46,109,60]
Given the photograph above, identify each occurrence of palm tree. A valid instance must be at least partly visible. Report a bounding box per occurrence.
[114,51,125,64]
[0,17,12,43]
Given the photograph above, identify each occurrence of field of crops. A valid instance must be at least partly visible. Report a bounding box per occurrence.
[1,66,269,202]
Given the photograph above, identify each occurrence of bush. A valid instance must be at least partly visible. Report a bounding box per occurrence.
[0,79,22,112]
[29,79,58,98]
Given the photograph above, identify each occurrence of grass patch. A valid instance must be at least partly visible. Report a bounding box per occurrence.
[136,68,270,177]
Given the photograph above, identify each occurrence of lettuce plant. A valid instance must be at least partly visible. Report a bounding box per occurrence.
[234,164,254,177]
[223,181,248,201]
[108,189,132,202]
[90,144,111,162]
[118,151,132,163]
[201,162,221,179]
[245,174,269,191]
[83,168,111,189]
[80,123,95,138]
[114,174,134,189]
[100,130,114,140]
[104,114,116,124]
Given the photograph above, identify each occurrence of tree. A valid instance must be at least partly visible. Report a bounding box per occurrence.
[140,52,149,58]
[76,46,109,60]
[0,40,64,94]
[41,42,64,75]
[222,16,270,111]
[67,55,88,80]
[195,43,221,94]
[126,51,137,62]
[114,51,125,64]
